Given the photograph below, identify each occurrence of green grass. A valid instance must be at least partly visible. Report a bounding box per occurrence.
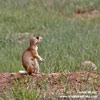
[1,76,44,100]
[0,0,100,73]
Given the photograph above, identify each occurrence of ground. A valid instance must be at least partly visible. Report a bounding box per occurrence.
[0,71,100,98]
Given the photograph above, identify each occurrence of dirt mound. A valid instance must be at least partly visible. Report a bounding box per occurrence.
[74,9,100,20]
[0,71,100,96]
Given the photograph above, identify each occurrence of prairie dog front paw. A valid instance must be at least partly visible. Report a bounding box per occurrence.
[41,58,45,62]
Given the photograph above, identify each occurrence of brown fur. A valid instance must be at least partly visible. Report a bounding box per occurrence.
[22,36,44,75]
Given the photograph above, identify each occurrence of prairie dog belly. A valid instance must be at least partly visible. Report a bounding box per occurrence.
[28,59,39,74]
[22,51,39,73]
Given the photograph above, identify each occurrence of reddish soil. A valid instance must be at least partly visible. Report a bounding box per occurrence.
[75,9,100,15]
[59,9,100,21]
[74,9,100,20]
[0,71,100,97]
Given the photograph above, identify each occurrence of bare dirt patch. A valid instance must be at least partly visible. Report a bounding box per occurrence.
[0,71,100,97]
[59,9,100,22]
[74,9,100,20]
[75,9,100,15]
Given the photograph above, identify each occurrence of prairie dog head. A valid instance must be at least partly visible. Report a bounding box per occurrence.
[30,36,43,46]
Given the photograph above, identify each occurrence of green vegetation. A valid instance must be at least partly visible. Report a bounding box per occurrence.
[0,0,100,99]
[1,76,44,100]
[0,0,100,73]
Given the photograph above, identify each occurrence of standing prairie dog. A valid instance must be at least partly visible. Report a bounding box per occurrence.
[22,36,44,75]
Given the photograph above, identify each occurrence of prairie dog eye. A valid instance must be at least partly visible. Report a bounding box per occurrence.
[36,37,39,39]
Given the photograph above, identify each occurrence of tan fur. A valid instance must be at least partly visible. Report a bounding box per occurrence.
[22,36,44,75]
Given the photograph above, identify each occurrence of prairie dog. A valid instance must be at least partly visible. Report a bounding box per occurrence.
[22,36,44,75]
[81,61,97,71]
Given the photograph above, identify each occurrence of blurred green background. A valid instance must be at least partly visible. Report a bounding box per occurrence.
[0,0,100,73]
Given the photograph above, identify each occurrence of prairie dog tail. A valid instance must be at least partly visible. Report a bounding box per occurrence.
[19,70,27,74]
[81,61,97,71]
